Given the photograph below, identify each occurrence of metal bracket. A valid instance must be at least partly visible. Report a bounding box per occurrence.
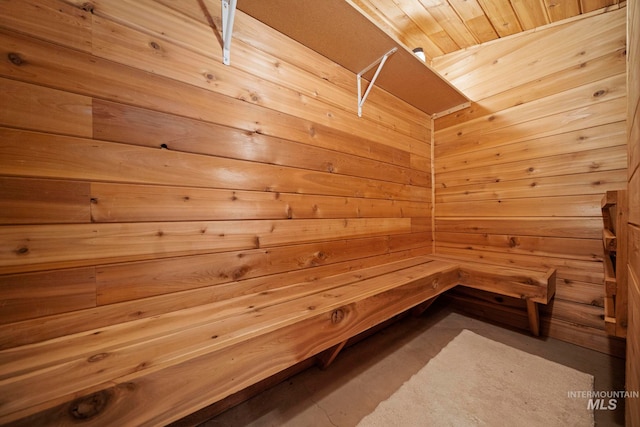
[221,0,237,65]
[357,47,397,117]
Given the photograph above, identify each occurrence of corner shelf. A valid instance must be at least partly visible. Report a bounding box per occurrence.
[601,190,628,338]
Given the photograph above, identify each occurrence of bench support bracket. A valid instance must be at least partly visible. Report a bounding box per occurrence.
[411,296,439,317]
[316,340,348,369]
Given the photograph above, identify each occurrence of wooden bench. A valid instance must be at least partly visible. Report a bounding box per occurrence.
[430,255,556,336]
[0,255,555,426]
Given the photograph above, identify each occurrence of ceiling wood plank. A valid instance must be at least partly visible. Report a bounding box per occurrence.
[476,0,523,37]
[581,0,619,13]
[510,0,550,29]
[417,0,480,49]
[447,0,500,43]
[543,0,582,22]
[391,0,460,53]
[353,0,444,59]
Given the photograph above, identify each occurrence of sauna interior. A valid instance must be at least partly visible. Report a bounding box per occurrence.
[0,0,639,425]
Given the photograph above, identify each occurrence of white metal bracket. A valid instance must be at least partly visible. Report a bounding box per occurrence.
[357,47,397,117]
[221,0,237,65]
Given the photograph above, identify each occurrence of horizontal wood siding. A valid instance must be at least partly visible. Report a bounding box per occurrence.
[432,8,627,356]
[0,0,432,422]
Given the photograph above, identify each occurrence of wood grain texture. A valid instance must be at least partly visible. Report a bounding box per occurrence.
[0,0,433,359]
[0,258,459,424]
[0,254,554,425]
[436,98,626,159]
[92,99,414,168]
[89,183,429,223]
[436,217,603,239]
[432,9,626,100]
[434,122,626,173]
[0,27,423,154]
[446,290,626,357]
[95,236,397,304]
[91,100,426,184]
[626,1,640,423]
[0,128,428,202]
[0,268,95,324]
[431,8,627,356]
[435,247,603,284]
[88,11,427,143]
[0,178,90,224]
[436,170,626,204]
[0,78,92,137]
[435,49,626,129]
[0,0,630,423]
[0,0,92,52]
[0,251,421,350]
[436,231,602,261]
[152,0,431,137]
[0,218,411,274]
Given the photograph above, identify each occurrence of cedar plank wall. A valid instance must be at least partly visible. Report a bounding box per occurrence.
[627,0,640,424]
[432,8,628,357]
[0,0,432,421]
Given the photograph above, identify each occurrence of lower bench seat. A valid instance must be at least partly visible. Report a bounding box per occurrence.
[429,255,556,336]
[0,255,555,426]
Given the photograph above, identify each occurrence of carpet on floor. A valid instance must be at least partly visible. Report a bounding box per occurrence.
[357,329,594,427]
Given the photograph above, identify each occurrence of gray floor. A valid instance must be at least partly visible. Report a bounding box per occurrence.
[200,304,626,427]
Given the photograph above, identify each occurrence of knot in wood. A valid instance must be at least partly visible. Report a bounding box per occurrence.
[592,89,606,98]
[15,246,29,255]
[8,52,23,66]
[87,352,109,363]
[331,309,345,324]
[69,390,110,420]
[232,265,250,280]
[81,2,95,13]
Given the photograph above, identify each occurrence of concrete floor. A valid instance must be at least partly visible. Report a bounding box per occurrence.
[197,304,626,427]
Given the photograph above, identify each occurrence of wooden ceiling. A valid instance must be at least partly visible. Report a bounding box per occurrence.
[351,0,623,61]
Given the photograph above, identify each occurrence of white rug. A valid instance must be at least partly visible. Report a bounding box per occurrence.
[357,329,594,427]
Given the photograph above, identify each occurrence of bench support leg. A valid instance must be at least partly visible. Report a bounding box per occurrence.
[411,296,439,317]
[526,299,540,336]
[316,340,348,370]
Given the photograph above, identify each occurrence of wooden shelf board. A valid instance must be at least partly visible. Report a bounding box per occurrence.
[237,0,469,115]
